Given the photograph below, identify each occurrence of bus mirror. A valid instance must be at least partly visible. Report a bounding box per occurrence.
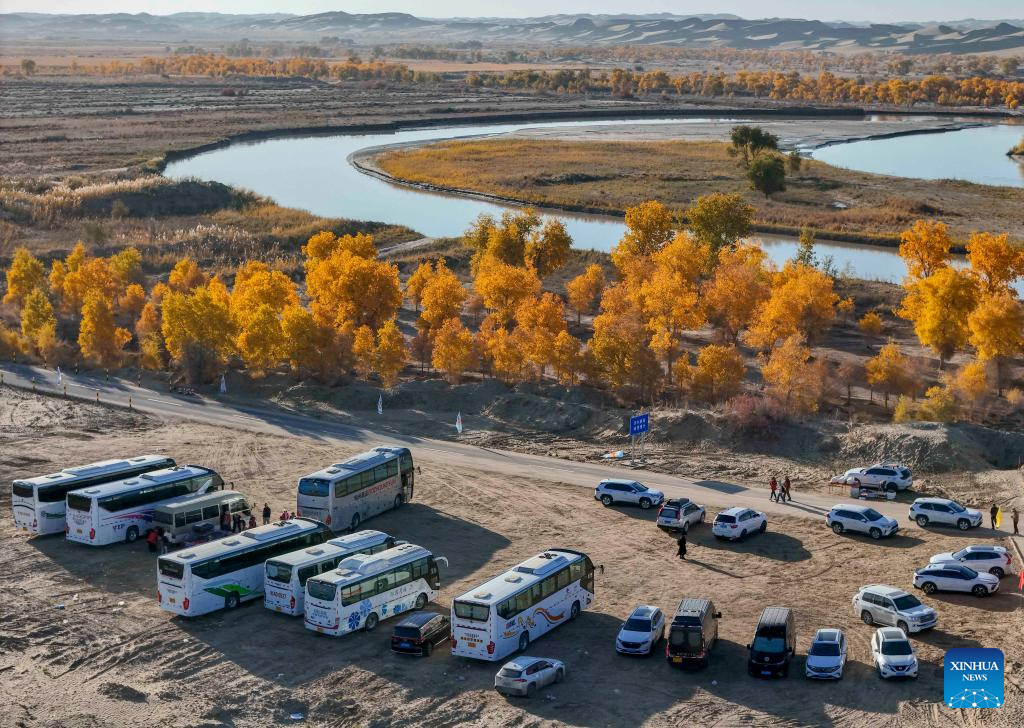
[395,539,409,546]
[435,556,449,568]
[598,564,605,574]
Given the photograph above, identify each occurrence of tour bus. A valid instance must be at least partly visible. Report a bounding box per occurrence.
[295,446,414,531]
[451,548,596,661]
[303,543,446,636]
[264,529,396,616]
[12,455,175,535]
[152,490,251,545]
[65,465,222,546]
[157,517,333,617]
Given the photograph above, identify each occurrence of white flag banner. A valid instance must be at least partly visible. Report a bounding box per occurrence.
[219,374,227,394]
[56,366,62,383]
[455,411,463,434]
[377,393,383,415]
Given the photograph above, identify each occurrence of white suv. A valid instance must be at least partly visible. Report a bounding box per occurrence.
[871,627,918,679]
[656,498,705,533]
[826,504,899,539]
[712,507,767,541]
[913,564,999,597]
[908,498,982,530]
[831,464,913,493]
[929,545,1013,579]
[852,584,937,634]
[594,479,664,510]
[615,605,666,656]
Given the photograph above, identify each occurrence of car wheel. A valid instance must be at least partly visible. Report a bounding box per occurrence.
[738,529,747,541]
[364,612,379,631]
[600,495,613,507]
[570,600,581,620]
[681,521,689,534]
[518,631,529,653]
[699,511,705,523]
[861,610,874,625]
[125,526,139,543]
[555,668,564,683]
[639,498,652,510]
[921,582,937,595]
[225,592,240,610]
[394,494,404,510]
[989,567,1004,579]
[897,620,909,634]
[350,512,361,531]
[415,592,428,610]
[423,642,432,657]
[884,483,896,493]
[759,521,767,533]
[782,663,789,678]
[831,523,844,535]
[869,527,881,540]
[972,585,989,597]
[526,683,536,698]
[957,518,970,531]
[915,515,929,527]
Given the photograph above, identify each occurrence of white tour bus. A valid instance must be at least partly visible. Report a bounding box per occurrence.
[152,490,251,545]
[157,517,333,617]
[12,455,175,535]
[303,543,446,636]
[296,446,414,531]
[451,548,596,661]
[65,465,222,546]
[264,529,396,616]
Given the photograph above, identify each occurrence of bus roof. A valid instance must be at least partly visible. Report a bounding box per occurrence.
[152,490,244,515]
[161,517,328,564]
[67,464,215,498]
[265,530,392,568]
[14,455,173,487]
[300,446,409,482]
[310,543,430,586]
[454,549,587,605]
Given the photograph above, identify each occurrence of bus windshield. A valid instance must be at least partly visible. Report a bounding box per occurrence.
[12,482,34,498]
[454,601,490,621]
[265,561,293,584]
[66,493,92,512]
[158,559,184,579]
[307,580,337,602]
[298,478,330,498]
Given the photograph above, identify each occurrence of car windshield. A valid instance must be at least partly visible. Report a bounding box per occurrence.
[899,469,911,479]
[499,667,523,678]
[298,477,330,498]
[809,642,841,656]
[881,640,913,656]
[892,594,922,610]
[948,502,966,513]
[624,618,651,632]
[633,483,648,492]
[752,636,785,653]
[716,514,736,524]
[863,509,884,521]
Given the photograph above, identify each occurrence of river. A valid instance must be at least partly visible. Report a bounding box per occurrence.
[164,116,1023,283]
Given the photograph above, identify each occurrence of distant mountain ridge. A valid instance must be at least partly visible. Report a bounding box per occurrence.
[2,11,1023,54]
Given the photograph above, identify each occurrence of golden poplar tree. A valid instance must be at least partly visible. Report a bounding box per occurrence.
[20,288,56,350]
[431,318,475,383]
[404,260,435,313]
[78,292,131,368]
[701,242,770,342]
[375,319,407,389]
[3,247,46,306]
[898,220,952,280]
[967,290,1024,393]
[761,334,824,414]
[674,344,746,403]
[898,266,978,368]
[566,264,605,324]
[419,259,466,333]
[864,340,913,409]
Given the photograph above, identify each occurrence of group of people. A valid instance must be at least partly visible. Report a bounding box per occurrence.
[768,476,793,503]
[990,503,1021,535]
[145,526,172,554]
[220,507,257,533]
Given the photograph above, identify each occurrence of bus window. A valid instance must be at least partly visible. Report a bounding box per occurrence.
[393,564,412,588]
[202,505,220,520]
[374,465,388,482]
[556,568,570,590]
[399,454,412,471]
[540,575,556,599]
[229,499,248,513]
[175,513,186,528]
[496,598,515,619]
[185,509,203,525]
[411,558,427,578]
[360,471,374,488]
[515,589,531,613]
[298,565,318,586]
[386,460,398,477]
[570,561,583,582]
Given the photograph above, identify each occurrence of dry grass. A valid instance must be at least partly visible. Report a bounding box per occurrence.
[376,139,1024,244]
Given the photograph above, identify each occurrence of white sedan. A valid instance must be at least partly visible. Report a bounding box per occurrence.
[712,507,767,541]
[929,545,1013,579]
[913,564,999,597]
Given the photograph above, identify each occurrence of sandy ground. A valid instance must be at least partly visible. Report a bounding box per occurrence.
[1,390,1022,728]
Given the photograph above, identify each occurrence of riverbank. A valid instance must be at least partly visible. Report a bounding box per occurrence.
[365,132,1024,245]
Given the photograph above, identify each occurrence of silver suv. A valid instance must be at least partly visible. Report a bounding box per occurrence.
[831,463,913,492]
[826,504,899,539]
[908,498,982,530]
[594,479,664,510]
[852,584,937,634]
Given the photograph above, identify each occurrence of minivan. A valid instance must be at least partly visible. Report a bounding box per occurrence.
[151,489,248,545]
[667,597,721,668]
[747,607,795,678]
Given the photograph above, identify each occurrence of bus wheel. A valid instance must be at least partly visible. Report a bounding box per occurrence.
[570,601,581,620]
[518,631,530,653]
[350,513,361,531]
[125,526,139,543]
[415,593,428,610]
[365,612,379,631]
[394,494,404,510]
[225,592,240,610]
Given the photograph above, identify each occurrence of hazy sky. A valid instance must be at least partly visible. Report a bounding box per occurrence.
[0,1,1020,23]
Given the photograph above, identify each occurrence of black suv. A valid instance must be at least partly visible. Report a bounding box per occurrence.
[390,611,451,656]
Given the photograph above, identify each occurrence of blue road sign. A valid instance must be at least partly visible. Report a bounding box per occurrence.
[629,413,649,437]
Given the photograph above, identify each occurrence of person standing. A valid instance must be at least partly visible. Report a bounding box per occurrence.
[262,502,271,525]
[769,477,778,502]
[990,504,999,530]
[783,476,792,502]
[1013,507,1020,536]
[248,513,257,530]
[676,533,687,560]
[159,528,171,555]
[146,528,159,553]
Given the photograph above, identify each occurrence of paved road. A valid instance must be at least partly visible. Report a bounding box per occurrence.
[0,362,962,529]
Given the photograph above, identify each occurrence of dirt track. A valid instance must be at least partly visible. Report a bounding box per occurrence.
[1,390,1022,727]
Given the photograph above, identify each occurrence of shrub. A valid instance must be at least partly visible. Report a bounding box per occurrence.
[721,393,789,439]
